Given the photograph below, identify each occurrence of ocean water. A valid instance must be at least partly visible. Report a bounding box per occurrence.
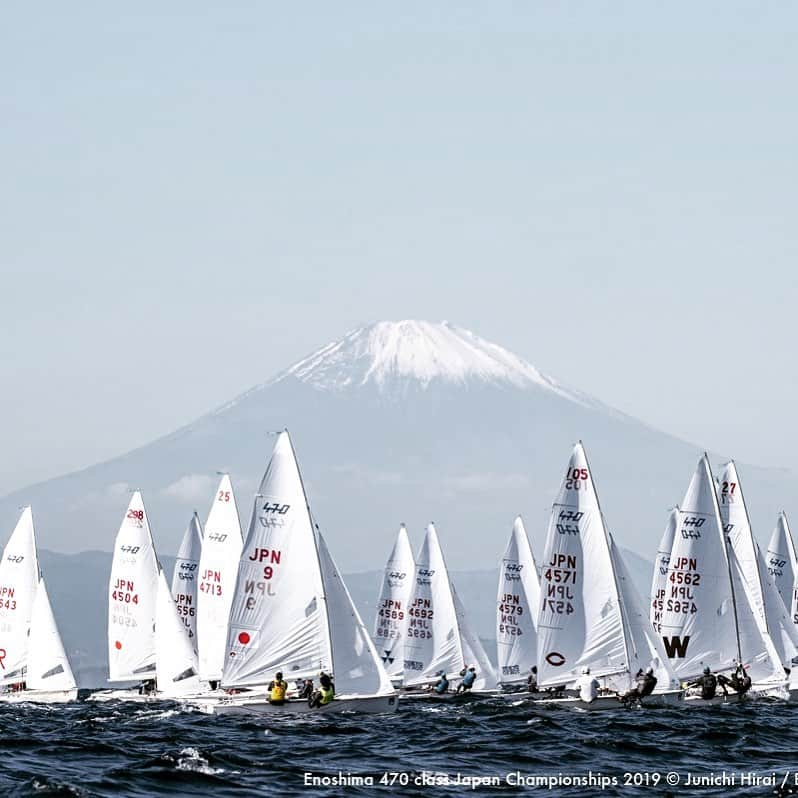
[2,695,798,797]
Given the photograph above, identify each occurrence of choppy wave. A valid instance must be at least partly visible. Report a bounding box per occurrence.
[1,697,798,796]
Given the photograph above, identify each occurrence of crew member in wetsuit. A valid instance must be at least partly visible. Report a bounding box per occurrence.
[456,666,477,694]
[718,664,752,697]
[687,666,717,700]
[297,679,314,700]
[432,670,449,695]
[618,667,657,703]
[527,666,538,693]
[268,671,288,705]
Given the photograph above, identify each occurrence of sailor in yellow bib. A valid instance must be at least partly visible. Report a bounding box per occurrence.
[268,671,288,705]
[310,671,336,708]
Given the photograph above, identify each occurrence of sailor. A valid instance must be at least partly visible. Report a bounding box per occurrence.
[297,678,314,700]
[687,666,717,700]
[139,679,156,696]
[718,663,752,697]
[319,671,335,704]
[268,671,288,705]
[618,667,657,703]
[310,671,335,708]
[575,666,599,704]
[432,670,449,695]
[456,666,477,694]
[527,666,538,692]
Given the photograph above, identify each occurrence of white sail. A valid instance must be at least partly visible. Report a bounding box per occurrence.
[454,585,497,691]
[537,443,626,688]
[0,507,40,682]
[26,578,76,692]
[727,544,785,686]
[197,474,244,683]
[107,492,160,682]
[718,462,766,627]
[611,537,679,692]
[718,462,798,668]
[658,455,739,680]
[650,508,679,633]
[402,523,464,686]
[317,531,394,697]
[171,512,203,652]
[222,432,331,688]
[496,516,540,685]
[155,570,201,696]
[372,524,415,680]
[767,512,798,607]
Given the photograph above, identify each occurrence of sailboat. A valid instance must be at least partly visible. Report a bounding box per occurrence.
[372,524,415,685]
[649,508,679,634]
[401,523,497,699]
[658,456,785,704]
[196,474,243,688]
[0,508,77,703]
[171,512,203,652]
[718,462,798,674]
[496,516,539,691]
[766,511,798,608]
[90,492,201,702]
[210,430,397,714]
[536,443,681,709]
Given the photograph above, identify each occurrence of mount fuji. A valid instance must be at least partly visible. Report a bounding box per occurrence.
[1,320,794,571]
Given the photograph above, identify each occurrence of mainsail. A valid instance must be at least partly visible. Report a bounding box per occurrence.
[372,524,416,680]
[155,570,201,695]
[222,430,391,697]
[453,584,497,691]
[0,507,40,683]
[171,512,203,652]
[402,524,464,686]
[537,443,627,689]
[496,516,540,686]
[650,508,679,633]
[316,531,394,697]
[767,512,798,607]
[26,578,76,693]
[107,492,160,682]
[610,536,679,691]
[197,474,243,683]
[718,462,798,668]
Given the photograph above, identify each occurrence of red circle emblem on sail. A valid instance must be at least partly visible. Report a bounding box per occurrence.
[115,641,122,650]
[238,632,251,645]
[545,651,565,667]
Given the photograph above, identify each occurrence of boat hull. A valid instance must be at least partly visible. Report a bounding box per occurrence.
[533,689,684,710]
[0,688,78,704]
[209,694,399,715]
[399,688,498,702]
[87,689,166,703]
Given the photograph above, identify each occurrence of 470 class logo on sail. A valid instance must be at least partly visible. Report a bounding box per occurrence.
[258,502,291,528]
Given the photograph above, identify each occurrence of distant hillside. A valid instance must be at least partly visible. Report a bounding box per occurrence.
[3,320,796,576]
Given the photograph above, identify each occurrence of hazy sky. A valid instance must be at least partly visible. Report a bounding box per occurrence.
[2,2,796,493]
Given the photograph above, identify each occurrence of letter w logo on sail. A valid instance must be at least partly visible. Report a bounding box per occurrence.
[662,635,690,658]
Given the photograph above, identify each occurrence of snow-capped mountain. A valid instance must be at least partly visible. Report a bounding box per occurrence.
[1,320,795,572]
[279,320,587,398]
